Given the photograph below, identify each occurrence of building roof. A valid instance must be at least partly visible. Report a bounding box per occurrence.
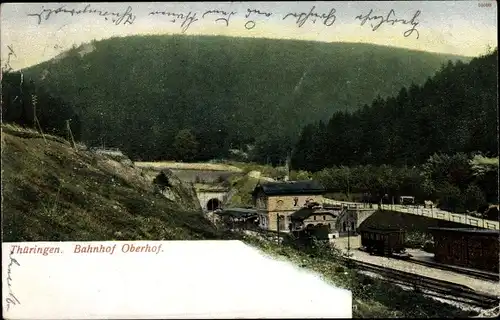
[429,227,500,235]
[290,207,337,221]
[360,227,404,234]
[251,180,325,196]
[217,208,257,219]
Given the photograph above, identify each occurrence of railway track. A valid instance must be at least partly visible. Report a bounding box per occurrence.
[341,257,499,309]
[356,247,500,282]
[405,257,500,282]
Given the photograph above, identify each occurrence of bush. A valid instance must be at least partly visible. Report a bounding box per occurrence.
[405,231,433,249]
[436,182,464,212]
[464,184,487,211]
[422,240,434,253]
[477,204,490,214]
[290,170,312,180]
[484,206,499,220]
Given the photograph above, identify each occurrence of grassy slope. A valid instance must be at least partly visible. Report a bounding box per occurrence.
[224,161,286,177]
[1,125,220,241]
[226,174,261,207]
[135,161,243,172]
[22,35,469,150]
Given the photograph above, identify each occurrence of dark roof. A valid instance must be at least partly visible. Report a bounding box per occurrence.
[290,207,337,221]
[251,180,325,196]
[429,227,500,235]
[360,227,404,234]
[217,208,257,218]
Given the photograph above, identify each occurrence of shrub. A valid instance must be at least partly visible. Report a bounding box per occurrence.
[422,240,434,253]
[405,231,433,249]
[464,184,487,211]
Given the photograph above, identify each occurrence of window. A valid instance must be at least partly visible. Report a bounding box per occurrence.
[257,198,264,208]
[313,216,317,220]
[323,215,326,220]
[276,200,284,209]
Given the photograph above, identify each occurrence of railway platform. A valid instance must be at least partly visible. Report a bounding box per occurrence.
[406,249,499,281]
[330,236,500,297]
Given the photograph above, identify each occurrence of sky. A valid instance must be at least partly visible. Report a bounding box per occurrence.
[0,1,498,70]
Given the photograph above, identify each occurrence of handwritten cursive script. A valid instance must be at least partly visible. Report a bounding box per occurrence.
[149,10,199,33]
[5,248,21,311]
[202,9,237,27]
[27,4,136,26]
[2,45,16,72]
[355,9,421,39]
[244,8,272,30]
[283,6,337,27]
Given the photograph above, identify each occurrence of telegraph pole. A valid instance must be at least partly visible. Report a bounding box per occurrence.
[276,214,281,245]
[347,177,350,202]
[31,94,47,144]
[66,119,76,149]
[347,213,351,257]
[287,151,291,181]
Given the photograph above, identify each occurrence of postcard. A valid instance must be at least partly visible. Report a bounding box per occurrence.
[1,1,498,319]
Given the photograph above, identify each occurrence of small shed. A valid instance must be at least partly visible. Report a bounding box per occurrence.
[429,227,500,273]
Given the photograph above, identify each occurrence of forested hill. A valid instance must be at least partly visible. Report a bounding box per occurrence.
[291,48,498,172]
[19,35,467,162]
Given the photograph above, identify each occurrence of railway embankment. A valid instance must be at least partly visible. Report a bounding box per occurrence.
[360,209,474,232]
[2,124,219,242]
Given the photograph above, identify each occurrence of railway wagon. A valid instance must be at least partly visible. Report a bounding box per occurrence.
[360,227,406,255]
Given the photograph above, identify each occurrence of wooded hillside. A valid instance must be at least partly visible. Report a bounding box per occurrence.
[292,48,498,171]
[10,35,466,163]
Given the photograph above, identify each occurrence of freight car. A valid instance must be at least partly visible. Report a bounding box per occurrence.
[360,227,406,256]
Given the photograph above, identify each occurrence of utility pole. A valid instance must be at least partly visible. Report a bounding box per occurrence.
[345,175,350,202]
[31,94,47,144]
[284,151,291,181]
[100,111,105,149]
[348,178,350,202]
[66,119,76,149]
[347,213,351,257]
[276,213,281,245]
